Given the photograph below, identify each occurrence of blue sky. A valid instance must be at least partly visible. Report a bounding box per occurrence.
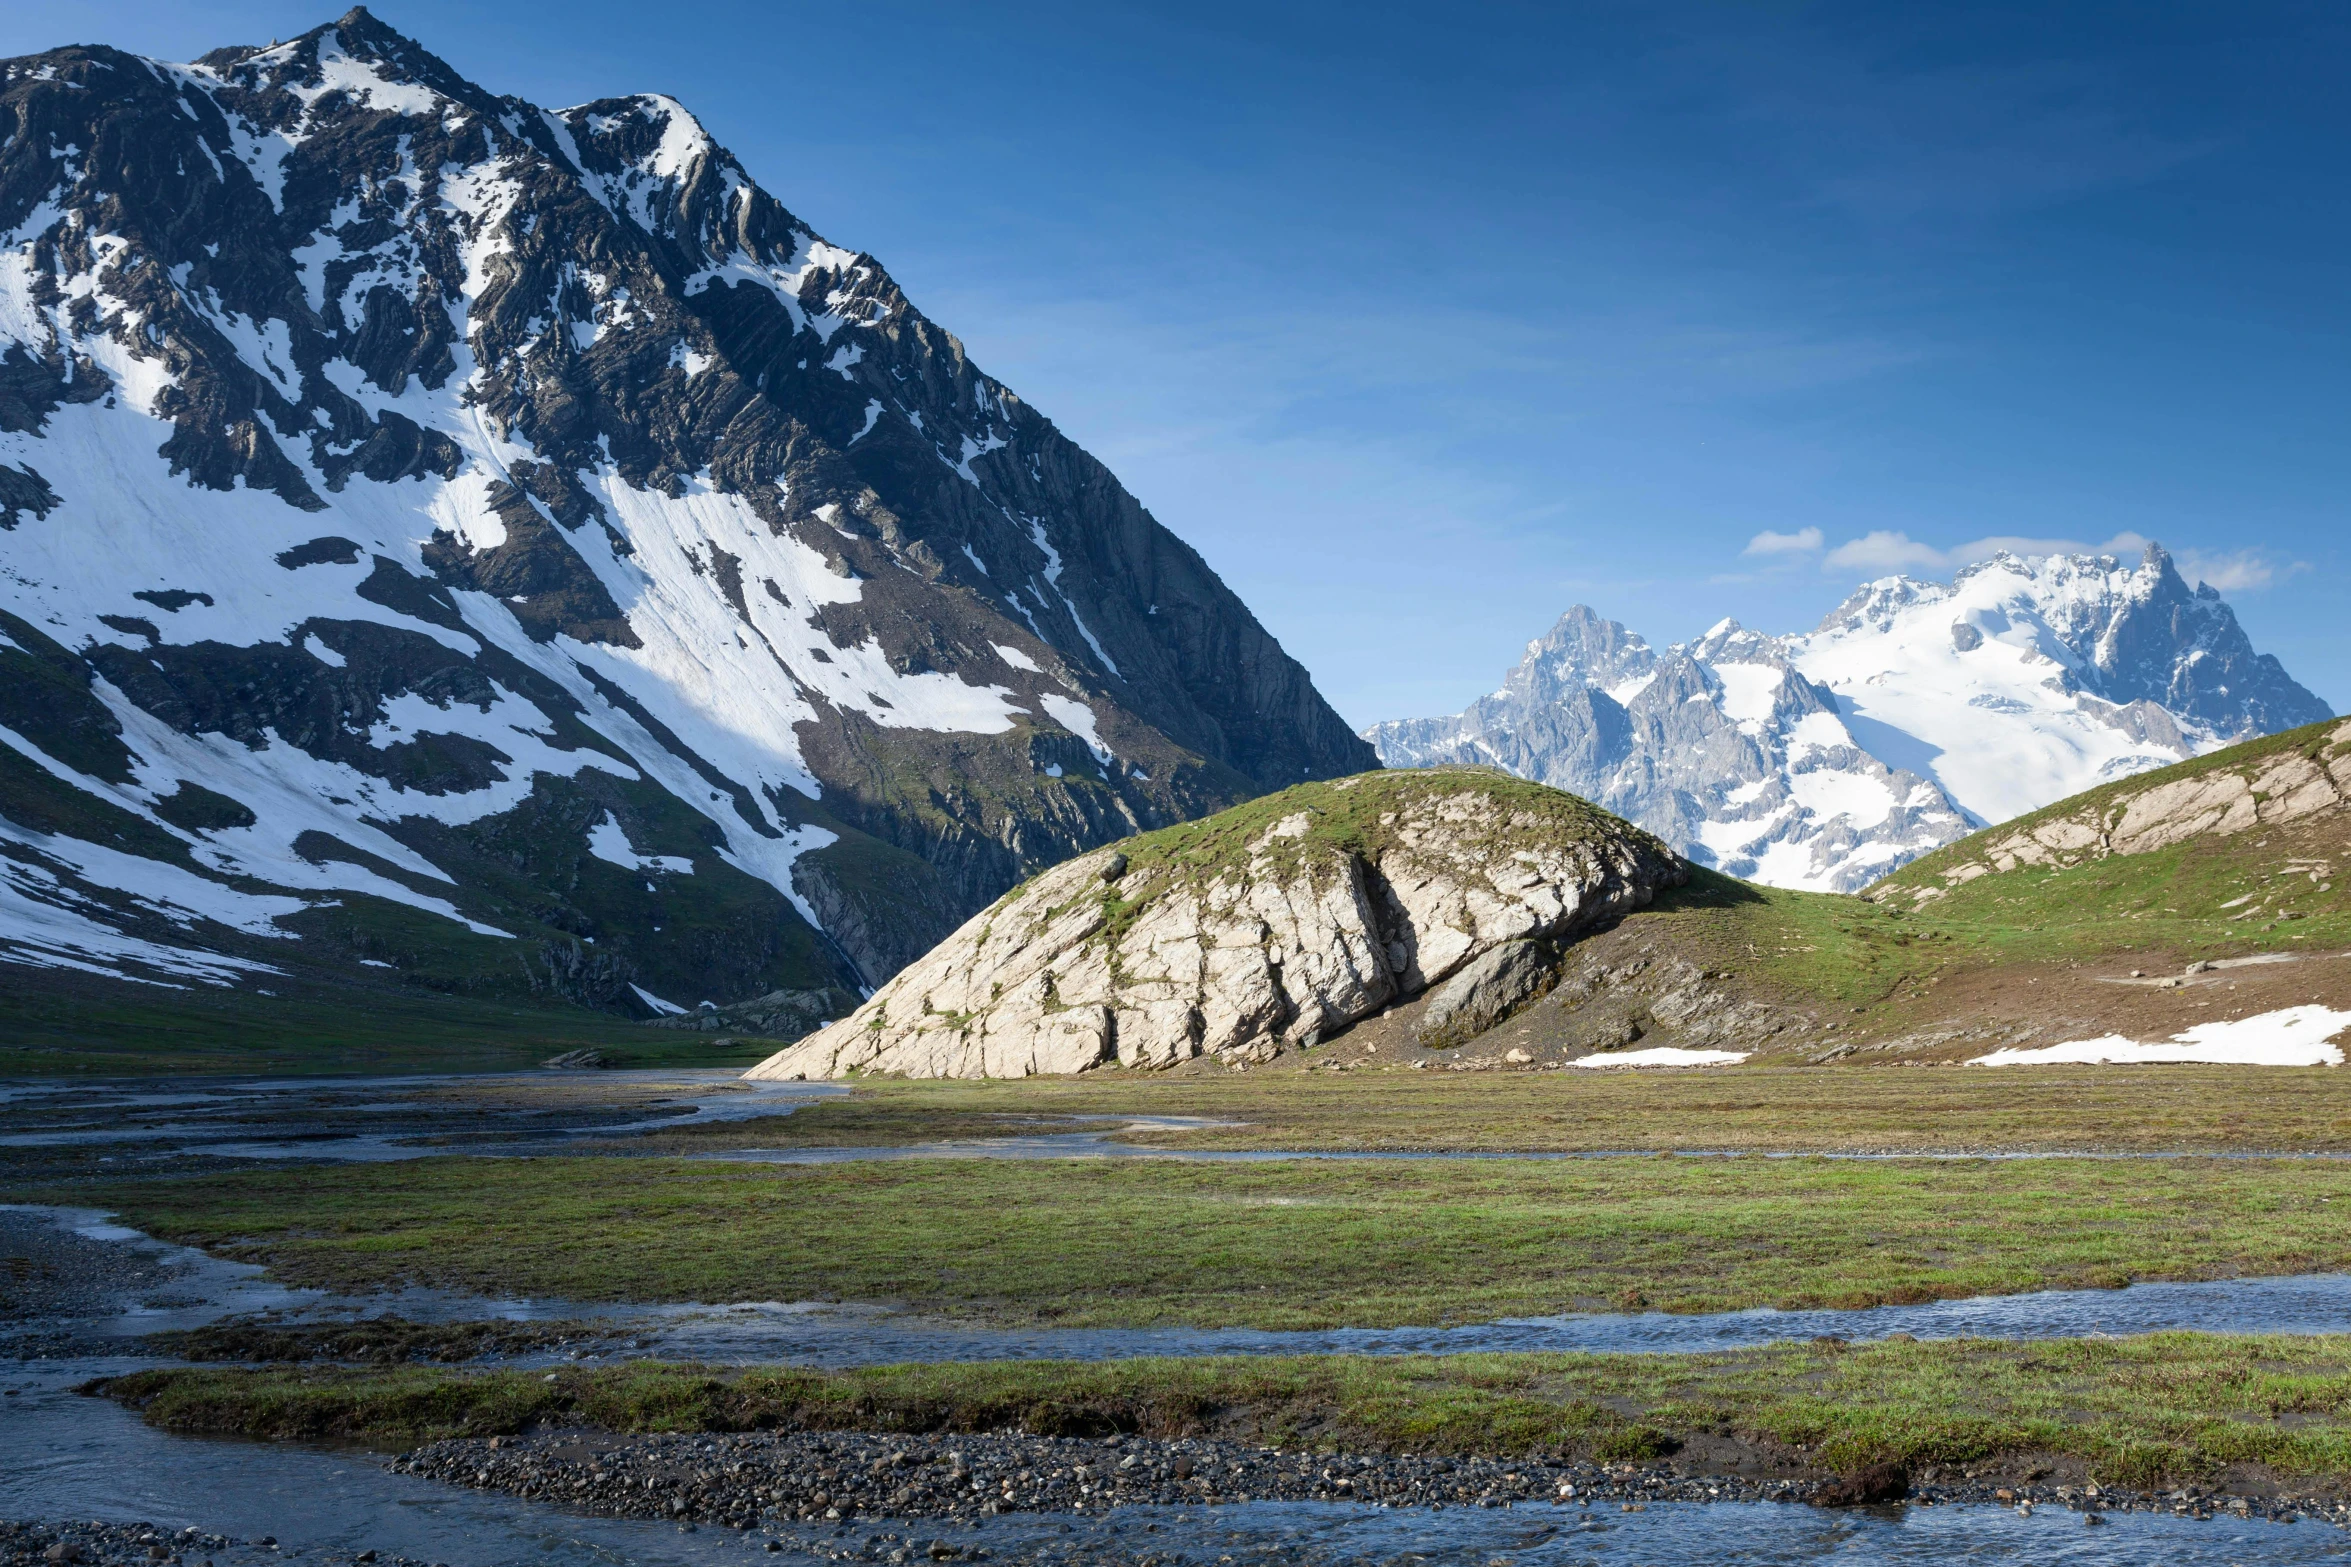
[11,0,2347,727]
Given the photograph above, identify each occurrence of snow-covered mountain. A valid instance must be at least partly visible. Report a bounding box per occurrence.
[1367,546,2329,891]
[0,12,1372,1014]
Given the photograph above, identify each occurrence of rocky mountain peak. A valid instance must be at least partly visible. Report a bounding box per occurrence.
[1369,544,2327,892]
[0,14,1372,1016]
[1799,546,2326,799]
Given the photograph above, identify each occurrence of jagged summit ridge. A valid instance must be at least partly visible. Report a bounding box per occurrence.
[0,14,1372,1011]
[1367,546,2327,892]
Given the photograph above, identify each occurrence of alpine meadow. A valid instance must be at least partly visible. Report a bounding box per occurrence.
[3,7,2349,1567]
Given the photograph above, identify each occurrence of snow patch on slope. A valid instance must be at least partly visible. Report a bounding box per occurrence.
[1971,1007,2351,1067]
[587,812,694,875]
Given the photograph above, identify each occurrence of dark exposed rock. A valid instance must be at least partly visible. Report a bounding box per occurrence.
[1416,938,1560,1046]
[275,535,363,568]
[151,781,258,834]
[1811,1462,1910,1507]
[130,589,214,612]
[0,460,58,527]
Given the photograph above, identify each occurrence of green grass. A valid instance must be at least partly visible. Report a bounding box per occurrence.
[1872,829,2351,976]
[728,1063,2351,1155]
[573,1100,1089,1152]
[1813,717,2351,999]
[46,1153,2351,1328]
[1590,858,2339,1025]
[96,1334,2351,1490]
[0,970,776,1077]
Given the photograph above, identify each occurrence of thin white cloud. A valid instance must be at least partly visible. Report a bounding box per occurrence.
[1815,530,2285,595]
[1744,526,1823,556]
[1820,529,1956,572]
[1822,528,2149,574]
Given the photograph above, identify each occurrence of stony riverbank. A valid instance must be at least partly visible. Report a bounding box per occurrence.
[1,1521,309,1567]
[390,1429,2351,1532]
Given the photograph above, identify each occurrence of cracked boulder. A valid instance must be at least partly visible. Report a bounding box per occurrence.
[747,769,1684,1079]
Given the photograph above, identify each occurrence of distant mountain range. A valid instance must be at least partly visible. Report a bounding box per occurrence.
[1367,546,2330,891]
[0,10,1371,1014]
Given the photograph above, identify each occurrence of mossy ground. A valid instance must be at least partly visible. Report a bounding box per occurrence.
[0,968,771,1077]
[41,1151,2351,1328]
[666,1062,2351,1154]
[1105,767,1664,886]
[99,1334,2351,1492]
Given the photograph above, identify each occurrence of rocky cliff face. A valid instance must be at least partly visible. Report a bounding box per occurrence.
[1368,548,2328,892]
[747,770,1684,1079]
[0,12,1372,1016]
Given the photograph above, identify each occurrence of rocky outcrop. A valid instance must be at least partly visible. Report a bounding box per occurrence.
[0,12,1372,1012]
[1546,944,1817,1057]
[641,985,859,1039]
[1876,718,2351,908]
[1416,939,1563,1046]
[746,770,1685,1079]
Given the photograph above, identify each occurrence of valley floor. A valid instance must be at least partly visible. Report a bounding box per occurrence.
[34,1148,2351,1329]
[14,1053,2351,1553]
[699,1062,2351,1155]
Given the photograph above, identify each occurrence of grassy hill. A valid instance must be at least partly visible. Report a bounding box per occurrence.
[1531,717,2351,1060]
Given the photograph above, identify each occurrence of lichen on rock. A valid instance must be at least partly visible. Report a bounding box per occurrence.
[747,769,1684,1079]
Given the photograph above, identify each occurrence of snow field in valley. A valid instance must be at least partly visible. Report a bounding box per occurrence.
[1571,1047,1751,1069]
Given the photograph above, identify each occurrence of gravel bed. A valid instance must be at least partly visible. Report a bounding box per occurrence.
[0,1210,180,1348]
[0,1520,341,1567]
[392,1429,2351,1531]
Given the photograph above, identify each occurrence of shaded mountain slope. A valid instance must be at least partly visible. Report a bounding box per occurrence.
[0,11,1371,1030]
